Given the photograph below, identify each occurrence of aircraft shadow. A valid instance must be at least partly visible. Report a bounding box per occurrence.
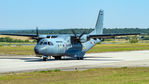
[84,59,122,61]
[84,56,112,58]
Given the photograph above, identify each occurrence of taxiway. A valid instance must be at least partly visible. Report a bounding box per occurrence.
[0,50,149,73]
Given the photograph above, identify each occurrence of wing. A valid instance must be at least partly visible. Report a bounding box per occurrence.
[0,27,39,39]
[88,33,140,39]
[0,33,42,43]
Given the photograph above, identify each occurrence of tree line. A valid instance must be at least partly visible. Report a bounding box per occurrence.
[0,37,30,43]
[0,28,149,34]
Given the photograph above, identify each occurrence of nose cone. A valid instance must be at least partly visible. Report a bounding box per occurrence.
[34,45,48,55]
[34,48,39,54]
[34,45,41,55]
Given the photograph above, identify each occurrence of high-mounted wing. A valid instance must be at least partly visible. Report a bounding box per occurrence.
[0,27,41,43]
[1,27,39,37]
[88,33,140,39]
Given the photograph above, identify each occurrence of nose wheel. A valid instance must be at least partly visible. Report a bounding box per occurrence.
[43,56,48,61]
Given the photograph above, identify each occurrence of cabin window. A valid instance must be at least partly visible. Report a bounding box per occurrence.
[39,41,53,46]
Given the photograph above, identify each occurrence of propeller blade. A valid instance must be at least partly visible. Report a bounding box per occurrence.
[79,31,86,39]
[36,27,39,37]
[71,29,77,37]
[71,29,87,43]
[35,27,40,43]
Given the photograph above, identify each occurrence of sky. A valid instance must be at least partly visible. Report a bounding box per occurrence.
[0,0,149,30]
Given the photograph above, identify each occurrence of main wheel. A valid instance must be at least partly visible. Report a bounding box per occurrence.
[77,57,84,60]
[54,56,62,60]
[43,56,48,61]
[80,57,84,60]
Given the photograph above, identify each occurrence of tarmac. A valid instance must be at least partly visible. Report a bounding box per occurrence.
[0,50,149,73]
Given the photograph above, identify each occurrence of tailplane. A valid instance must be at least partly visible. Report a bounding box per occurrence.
[90,9,104,35]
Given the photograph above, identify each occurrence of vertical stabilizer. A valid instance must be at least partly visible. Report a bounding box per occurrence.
[90,9,104,35]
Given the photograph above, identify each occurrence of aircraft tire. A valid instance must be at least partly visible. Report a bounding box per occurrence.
[54,56,62,60]
[43,56,48,61]
[80,57,84,60]
[77,57,84,60]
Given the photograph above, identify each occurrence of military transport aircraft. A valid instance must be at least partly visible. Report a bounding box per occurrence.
[1,10,139,61]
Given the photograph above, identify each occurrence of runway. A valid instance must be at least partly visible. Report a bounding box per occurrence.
[0,50,149,73]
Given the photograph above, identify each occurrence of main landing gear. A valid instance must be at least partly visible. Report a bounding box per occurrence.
[43,56,48,61]
[54,56,62,60]
[42,56,83,61]
[42,56,62,61]
[77,57,84,60]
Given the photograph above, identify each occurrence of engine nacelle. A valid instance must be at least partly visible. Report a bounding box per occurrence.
[80,35,89,43]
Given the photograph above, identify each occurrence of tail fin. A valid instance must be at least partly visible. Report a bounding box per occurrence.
[90,9,104,35]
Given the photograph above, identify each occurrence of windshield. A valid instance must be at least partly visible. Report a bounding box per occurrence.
[39,41,53,46]
[43,42,47,45]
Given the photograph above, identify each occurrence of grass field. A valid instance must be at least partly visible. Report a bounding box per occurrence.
[1,67,149,84]
[0,35,33,41]
[0,46,34,55]
[88,43,149,53]
[0,43,149,55]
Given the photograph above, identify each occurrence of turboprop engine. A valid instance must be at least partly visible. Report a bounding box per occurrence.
[79,35,89,43]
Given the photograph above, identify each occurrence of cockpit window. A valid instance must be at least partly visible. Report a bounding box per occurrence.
[39,41,53,46]
[40,41,43,45]
[43,42,47,45]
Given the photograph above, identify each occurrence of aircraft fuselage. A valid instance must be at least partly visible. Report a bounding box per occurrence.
[34,35,101,58]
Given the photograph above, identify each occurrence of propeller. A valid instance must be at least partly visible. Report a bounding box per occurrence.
[71,30,86,43]
[34,27,40,43]
[36,27,39,37]
[79,31,86,39]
